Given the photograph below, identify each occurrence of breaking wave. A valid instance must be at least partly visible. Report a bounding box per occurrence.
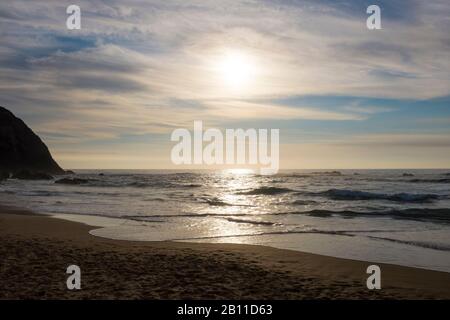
[304,188,440,203]
[236,186,294,195]
[291,199,318,205]
[203,197,232,206]
[122,207,450,224]
[408,178,450,184]
[367,236,450,252]
[276,208,450,224]
[224,217,278,226]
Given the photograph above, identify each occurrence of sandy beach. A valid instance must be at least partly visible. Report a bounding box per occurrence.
[0,205,449,300]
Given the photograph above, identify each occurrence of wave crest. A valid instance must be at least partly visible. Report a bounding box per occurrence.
[310,189,440,203]
[236,186,294,195]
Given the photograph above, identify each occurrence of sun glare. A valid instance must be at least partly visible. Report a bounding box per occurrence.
[223,168,255,175]
[217,51,256,89]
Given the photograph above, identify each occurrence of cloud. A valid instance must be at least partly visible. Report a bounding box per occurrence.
[342,104,394,114]
[1,0,449,99]
[205,100,364,121]
[0,0,449,168]
[342,133,450,148]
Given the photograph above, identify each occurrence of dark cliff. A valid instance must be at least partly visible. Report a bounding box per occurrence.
[0,106,64,175]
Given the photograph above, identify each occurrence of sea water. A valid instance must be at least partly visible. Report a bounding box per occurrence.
[1,169,449,272]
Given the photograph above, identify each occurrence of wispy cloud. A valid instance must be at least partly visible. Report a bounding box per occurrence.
[0,0,449,168]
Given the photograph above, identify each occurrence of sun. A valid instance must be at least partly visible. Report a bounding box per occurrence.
[217,50,256,89]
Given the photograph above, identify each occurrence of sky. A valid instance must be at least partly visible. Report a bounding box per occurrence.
[0,0,449,169]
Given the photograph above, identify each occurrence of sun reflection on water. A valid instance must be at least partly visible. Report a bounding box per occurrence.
[192,169,277,239]
[222,168,255,175]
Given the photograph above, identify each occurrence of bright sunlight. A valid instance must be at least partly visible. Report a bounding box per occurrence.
[216,50,256,89]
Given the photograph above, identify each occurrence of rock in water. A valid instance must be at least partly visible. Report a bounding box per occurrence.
[55,177,91,185]
[402,173,414,177]
[0,106,64,175]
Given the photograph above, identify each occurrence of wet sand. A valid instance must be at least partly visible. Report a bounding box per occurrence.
[0,205,449,299]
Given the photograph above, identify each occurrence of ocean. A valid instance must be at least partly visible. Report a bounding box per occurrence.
[1,169,449,272]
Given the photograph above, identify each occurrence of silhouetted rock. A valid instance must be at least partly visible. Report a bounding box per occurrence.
[402,173,414,177]
[55,177,90,185]
[0,106,64,175]
[65,170,76,175]
[0,171,9,181]
[11,169,53,180]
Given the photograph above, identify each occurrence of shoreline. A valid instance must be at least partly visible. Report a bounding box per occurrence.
[41,209,450,273]
[1,205,450,299]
